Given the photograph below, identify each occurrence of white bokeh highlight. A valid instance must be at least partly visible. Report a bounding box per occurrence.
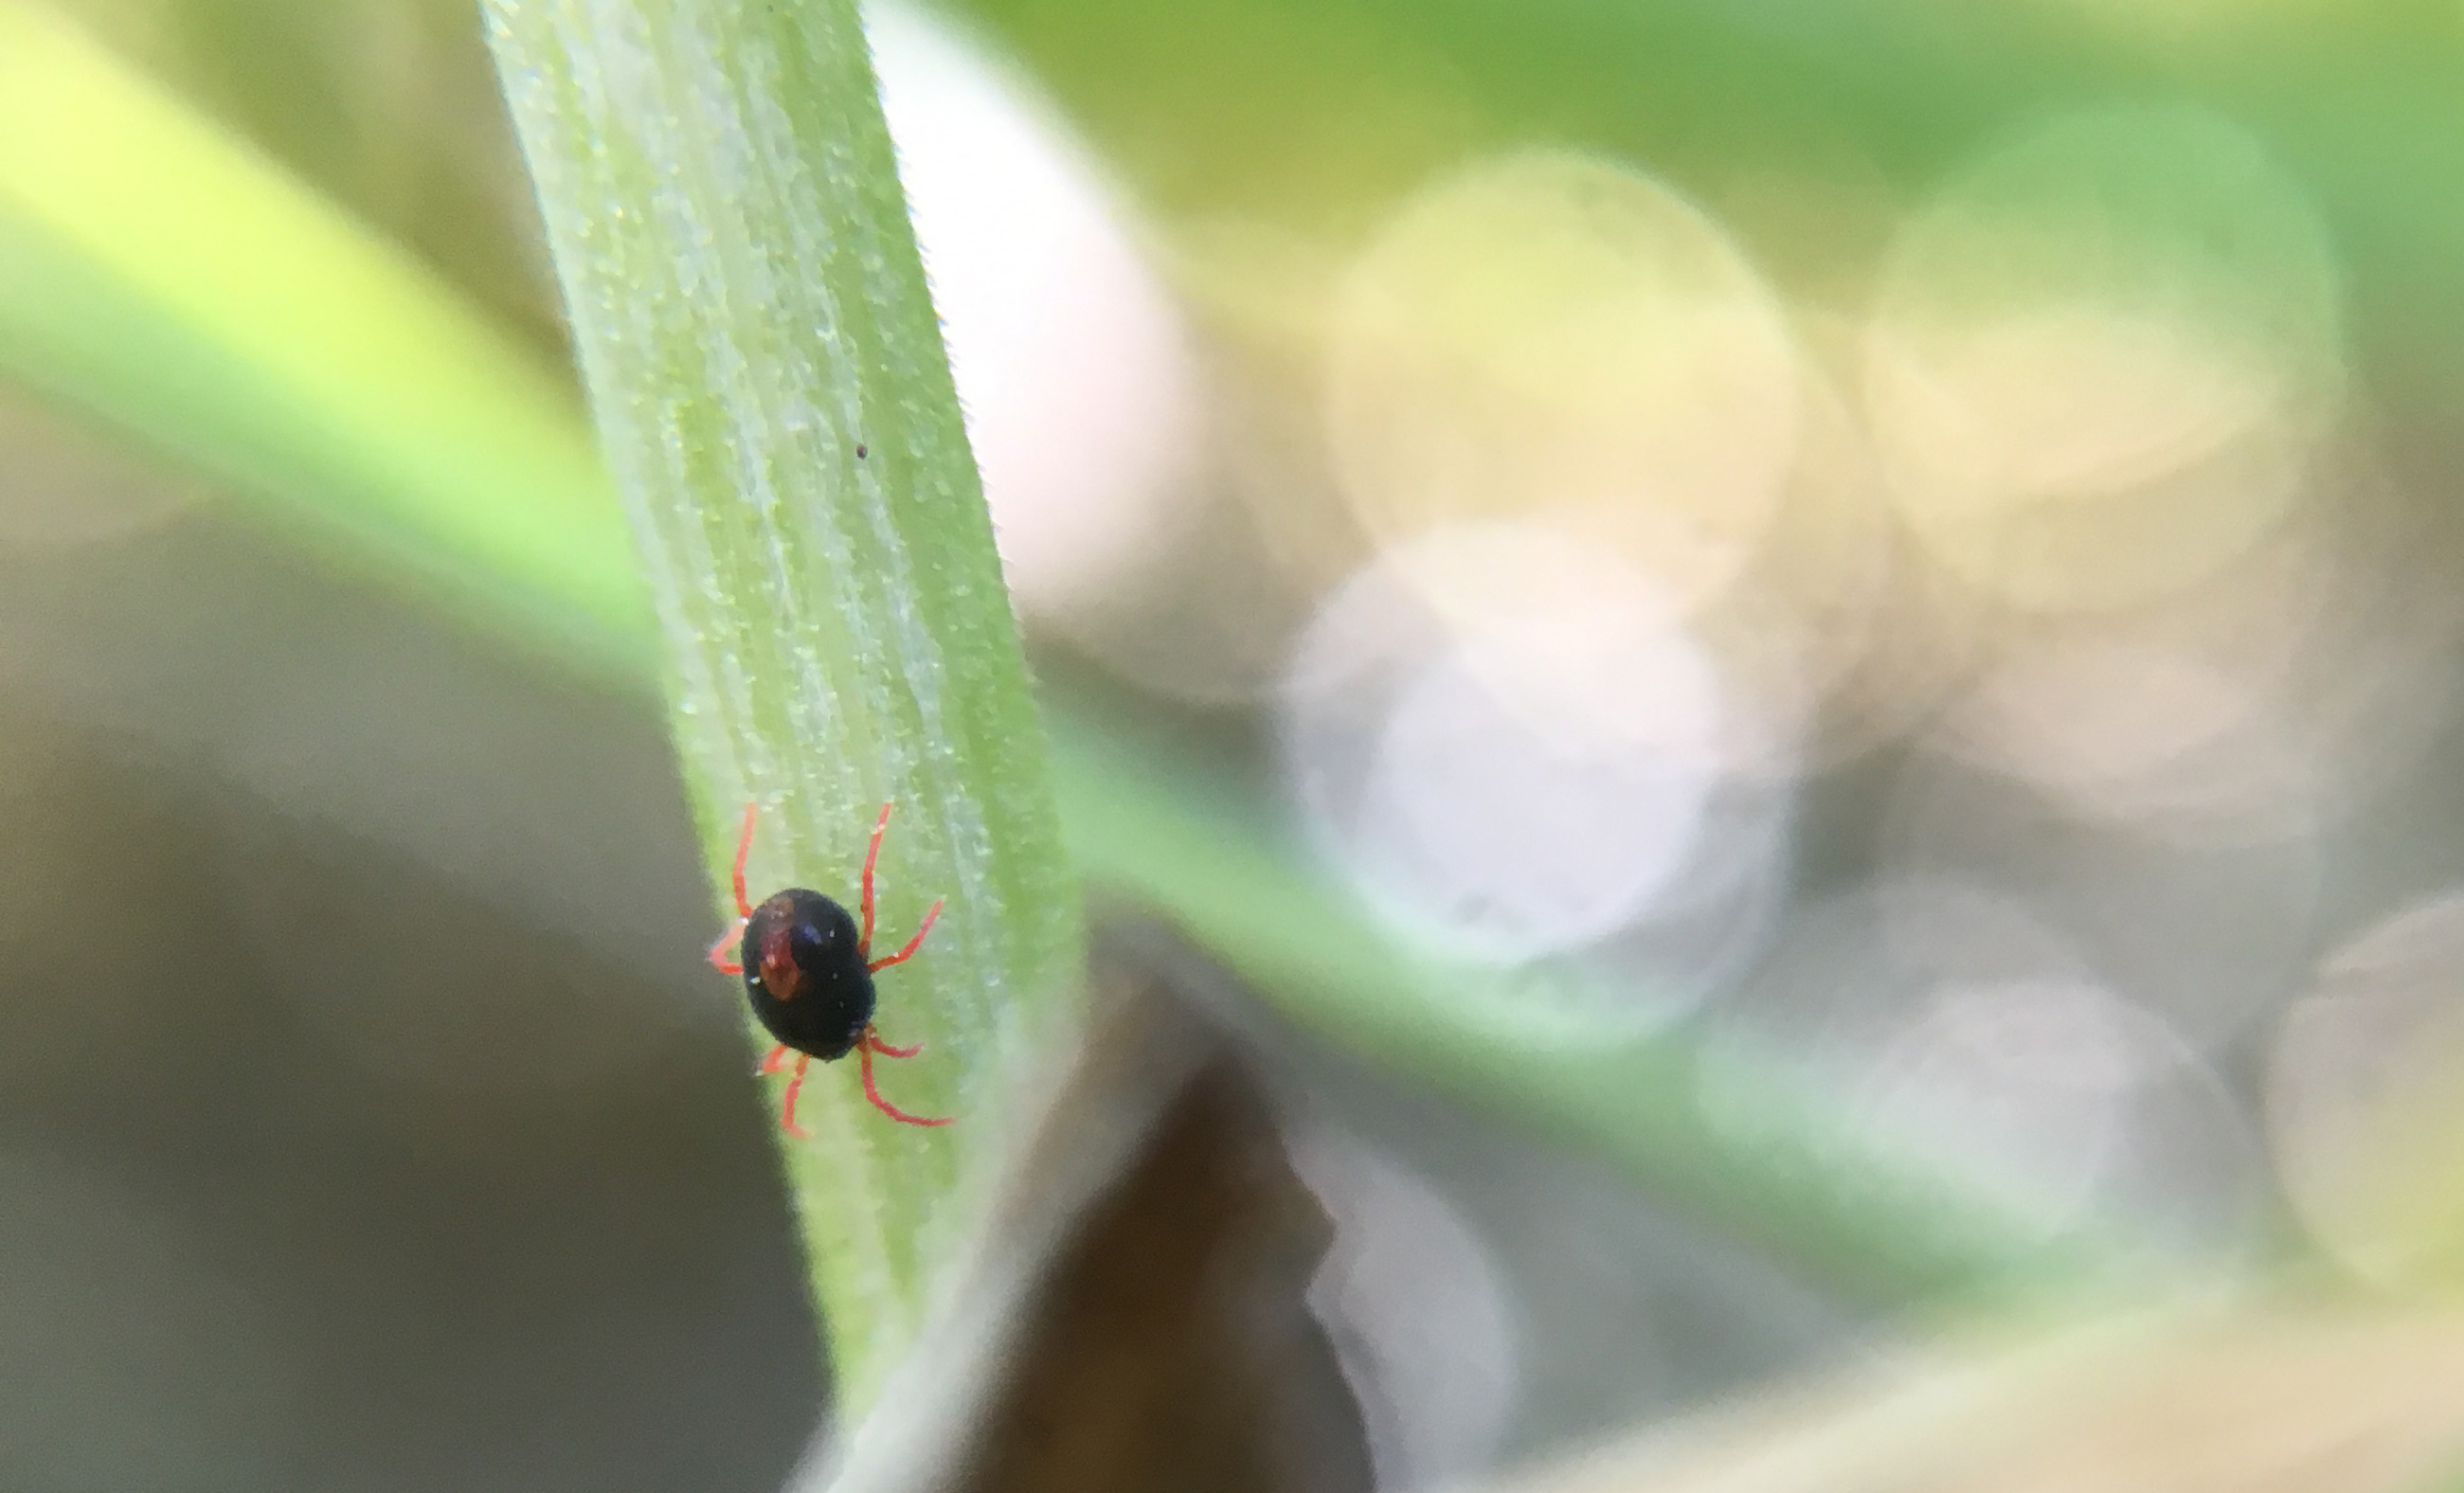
[872,3,1203,620]
[1279,523,1754,969]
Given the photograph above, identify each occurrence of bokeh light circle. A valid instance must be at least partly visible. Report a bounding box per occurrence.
[2270,893,2464,1287]
[1882,739,2322,1052]
[1280,522,1786,971]
[1713,879,2259,1258]
[1864,103,2344,612]
[1326,149,1803,615]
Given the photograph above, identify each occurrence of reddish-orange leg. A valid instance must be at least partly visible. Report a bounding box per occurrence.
[854,804,945,1124]
[761,1035,938,1130]
[869,901,944,973]
[856,801,947,968]
[754,1048,817,1135]
[858,802,890,954]
[860,1028,951,1127]
[727,801,953,1130]
[781,1053,814,1139]
[707,800,758,975]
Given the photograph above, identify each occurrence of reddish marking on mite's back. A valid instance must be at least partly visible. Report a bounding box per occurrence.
[757,922,802,1001]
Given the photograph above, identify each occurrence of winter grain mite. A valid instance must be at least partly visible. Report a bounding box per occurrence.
[706,801,949,1132]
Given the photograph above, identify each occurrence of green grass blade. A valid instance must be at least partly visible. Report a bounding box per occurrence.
[0,0,647,685]
[478,0,1084,1415]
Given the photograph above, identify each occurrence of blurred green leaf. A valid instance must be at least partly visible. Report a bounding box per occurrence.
[64,0,567,358]
[0,0,648,685]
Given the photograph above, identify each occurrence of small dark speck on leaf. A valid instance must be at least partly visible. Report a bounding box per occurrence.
[855,444,868,459]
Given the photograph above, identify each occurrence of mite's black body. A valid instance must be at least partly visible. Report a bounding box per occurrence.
[707,800,950,1131]
[740,888,873,1061]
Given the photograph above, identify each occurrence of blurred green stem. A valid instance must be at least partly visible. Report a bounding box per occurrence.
[480,0,1082,1415]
